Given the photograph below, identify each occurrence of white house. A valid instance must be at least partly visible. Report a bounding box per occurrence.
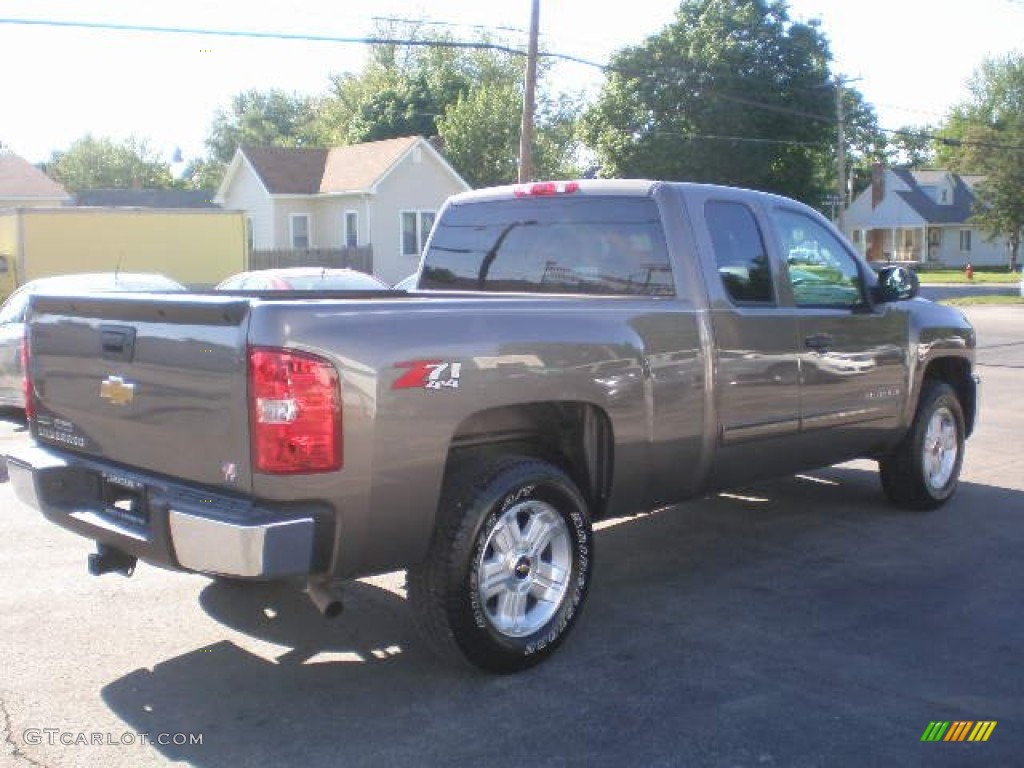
[214,136,471,284]
[0,150,71,209]
[842,166,1005,268]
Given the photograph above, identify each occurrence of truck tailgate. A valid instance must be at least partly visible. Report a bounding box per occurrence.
[27,294,253,492]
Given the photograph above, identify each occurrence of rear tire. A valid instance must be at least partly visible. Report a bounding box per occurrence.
[408,455,593,674]
[879,380,965,510]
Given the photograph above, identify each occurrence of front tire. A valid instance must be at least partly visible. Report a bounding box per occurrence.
[408,455,593,674]
[879,380,965,510]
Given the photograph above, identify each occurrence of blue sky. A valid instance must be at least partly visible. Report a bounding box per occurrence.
[0,0,1021,165]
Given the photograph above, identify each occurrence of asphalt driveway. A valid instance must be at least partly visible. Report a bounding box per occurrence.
[1,306,1021,768]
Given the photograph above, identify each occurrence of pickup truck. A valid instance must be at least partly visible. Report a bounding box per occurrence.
[7,180,978,673]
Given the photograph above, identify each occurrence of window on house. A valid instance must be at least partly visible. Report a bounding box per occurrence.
[959,229,972,253]
[402,211,435,257]
[290,214,311,250]
[851,229,862,244]
[344,211,358,248]
[940,189,949,204]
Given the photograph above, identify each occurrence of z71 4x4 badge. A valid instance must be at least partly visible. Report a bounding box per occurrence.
[392,360,462,391]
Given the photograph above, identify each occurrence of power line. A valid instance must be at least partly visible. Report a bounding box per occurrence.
[0,17,529,56]
[371,15,528,37]
[3,15,1022,154]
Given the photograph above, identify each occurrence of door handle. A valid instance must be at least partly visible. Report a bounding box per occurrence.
[100,325,136,362]
[804,333,833,352]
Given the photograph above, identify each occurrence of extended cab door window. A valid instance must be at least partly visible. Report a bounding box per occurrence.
[772,209,864,308]
[705,201,775,305]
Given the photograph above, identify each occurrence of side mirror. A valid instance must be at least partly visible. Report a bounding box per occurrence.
[874,265,920,302]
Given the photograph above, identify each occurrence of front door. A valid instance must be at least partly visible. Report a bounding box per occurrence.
[769,207,909,462]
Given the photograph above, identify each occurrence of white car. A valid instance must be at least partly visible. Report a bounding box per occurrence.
[215,267,390,291]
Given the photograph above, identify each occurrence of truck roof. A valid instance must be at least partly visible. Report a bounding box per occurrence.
[446,179,818,215]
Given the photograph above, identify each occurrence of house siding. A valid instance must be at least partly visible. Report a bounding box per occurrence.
[926,226,1004,267]
[272,198,318,249]
[220,139,470,282]
[312,195,365,250]
[843,168,1008,267]
[221,162,274,249]
[370,153,467,284]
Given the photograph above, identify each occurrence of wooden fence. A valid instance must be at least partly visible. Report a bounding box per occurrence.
[250,246,373,274]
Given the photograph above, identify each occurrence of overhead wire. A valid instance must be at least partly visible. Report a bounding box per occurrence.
[1,15,1021,152]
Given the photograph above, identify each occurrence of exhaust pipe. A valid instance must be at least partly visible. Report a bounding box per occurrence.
[307,579,344,618]
[88,544,137,577]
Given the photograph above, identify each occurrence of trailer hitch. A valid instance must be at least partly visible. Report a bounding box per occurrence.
[88,544,137,577]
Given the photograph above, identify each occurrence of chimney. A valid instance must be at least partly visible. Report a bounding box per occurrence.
[871,163,885,209]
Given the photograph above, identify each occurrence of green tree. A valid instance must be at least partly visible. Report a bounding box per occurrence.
[205,88,320,165]
[45,135,174,192]
[312,21,583,186]
[437,82,522,186]
[178,157,227,191]
[886,125,938,168]
[580,0,837,204]
[438,80,585,187]
[938,52,1024,270]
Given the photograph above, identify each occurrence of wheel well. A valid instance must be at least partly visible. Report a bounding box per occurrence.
[447,402,614,518]
[922,357,977,437]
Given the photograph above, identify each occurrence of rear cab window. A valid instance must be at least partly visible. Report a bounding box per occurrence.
[420,196,675,296]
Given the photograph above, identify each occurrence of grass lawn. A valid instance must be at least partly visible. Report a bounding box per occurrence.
[940,295,1024,306]
[917,268,1022,284]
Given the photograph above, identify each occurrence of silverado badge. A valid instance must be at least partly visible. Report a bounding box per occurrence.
[100,376,135,406]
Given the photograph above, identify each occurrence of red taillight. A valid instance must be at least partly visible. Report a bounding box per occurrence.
[20,337,33,420]
[248,347,341,474]
[513,181,580,197]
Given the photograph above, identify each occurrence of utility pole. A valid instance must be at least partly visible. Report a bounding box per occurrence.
[518,0,540,183]
[835,75,847,232]
[833,75,862,233]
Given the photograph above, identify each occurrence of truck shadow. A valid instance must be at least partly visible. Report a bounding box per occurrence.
[99,465,1024,767]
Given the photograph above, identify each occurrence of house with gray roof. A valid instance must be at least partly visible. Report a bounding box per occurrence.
[0,150,70,209]
[842,165,1005,267]
[214,136,470,284]
[74,189,219,209]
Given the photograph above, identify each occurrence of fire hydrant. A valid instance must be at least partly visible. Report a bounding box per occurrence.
[965,263,974,280]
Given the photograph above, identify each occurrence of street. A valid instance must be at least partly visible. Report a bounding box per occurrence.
[1,305,1021,768]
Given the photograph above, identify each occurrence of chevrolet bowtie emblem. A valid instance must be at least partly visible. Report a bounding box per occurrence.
[100,376,135,406]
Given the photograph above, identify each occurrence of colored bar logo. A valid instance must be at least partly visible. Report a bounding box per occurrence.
[921,721,997,742]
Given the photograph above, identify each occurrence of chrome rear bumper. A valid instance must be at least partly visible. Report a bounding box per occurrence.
[6,443,317,579]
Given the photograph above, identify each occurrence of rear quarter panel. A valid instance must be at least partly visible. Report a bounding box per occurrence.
[247,295,706,577]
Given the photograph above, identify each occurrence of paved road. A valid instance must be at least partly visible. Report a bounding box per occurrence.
[1,307,1022,768]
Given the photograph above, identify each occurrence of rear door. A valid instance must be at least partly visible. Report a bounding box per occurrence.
[27,294,255,491]
[684,190,803,488]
